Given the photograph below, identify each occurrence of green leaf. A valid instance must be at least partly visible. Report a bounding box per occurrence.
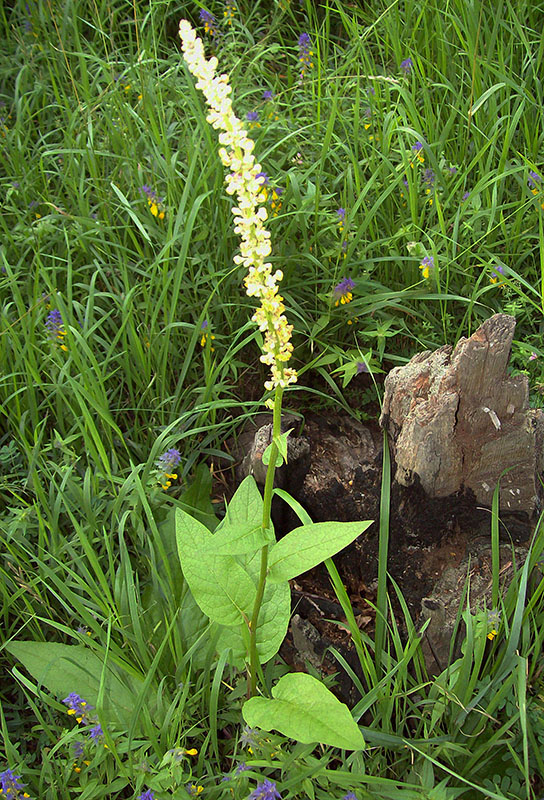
[219,475,263,529]
[205,521,274,555]
[262,442,284,467]
[176,508,256,626]
[216,578,290,666]
[243,673,364,750]
[6,642,140,728]
[267,520,373,582]
[274,429,292,462]
[179,463,218,531]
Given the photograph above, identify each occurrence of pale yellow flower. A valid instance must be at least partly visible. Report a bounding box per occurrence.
[179,20,296,392]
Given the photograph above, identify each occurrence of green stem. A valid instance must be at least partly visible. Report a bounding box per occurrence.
[248,386,284,696]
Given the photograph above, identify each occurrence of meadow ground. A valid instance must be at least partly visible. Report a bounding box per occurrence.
[1,1,544,798]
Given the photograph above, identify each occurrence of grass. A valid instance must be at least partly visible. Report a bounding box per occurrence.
[1,0,544,797]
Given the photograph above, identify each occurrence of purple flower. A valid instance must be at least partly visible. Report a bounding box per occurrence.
[422,168,435,185]
[400,57,413,75]
[528,170,542,189]
[0,770,29,800]
[89,723,104,741]
[73,740,85,758]
[529,352,538,361]
[412,141,423,152]
[199,9,220,38]
[235,762,250,775]
[63,693,94,723]
[336,207,346,222]
[334,277,355,306]
[343,794,358,800]
[262,90,274,100]
[298,33,313,78]
[419,256,435,279]
[489,264,505,284]
[356,362,369,374]
[246,111,259,122]
[138,791,156,800]
[249,780,282,800]
[462,190,470,201]
[256,171,269,185]
[156,448,181,472]
[447,166,457,175]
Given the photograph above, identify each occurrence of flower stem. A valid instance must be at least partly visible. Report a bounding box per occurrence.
[248,386,283,696]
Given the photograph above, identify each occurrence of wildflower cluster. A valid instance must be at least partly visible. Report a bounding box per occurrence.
[224,1,236,24]
[141,185,166,219]
[400,57,413,75]
[256,173,283,216]
[528,170,544,209]
[419,255,435,279]
[0,769,30,800]
[246,110,260,129]
[62,693,106,764]
[249,780,281,800]
[410,141,424,167]
[200,319,215,349]
[44,309,68,351]
[199,10,221,42]
[487,608,501,640]
[334,277,355,306]
[154,447,181,490]
[489,264,505,285]
[179,20,297,393]
[298,33,313,80]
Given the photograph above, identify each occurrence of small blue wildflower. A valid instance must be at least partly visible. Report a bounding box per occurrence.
[400,57,413,75]
[249,780,281,800]
[336,207,346,222]
[156,448,181,490]
[246,111,260,127]
[73,740,85,758]
[356,362,369,374]
[489,264,505,284]
[422,168,435,185]
[447,166,457,175]
[199,9,220,39]
[89,723,104,741]
[334,277,355,306]
[528,170,541,189]
[411,141,424,166]
[343,793,358,800]
[138,791,156,800]
[45,309,63,337]
[462,190,470,201]
[235,762,250,775]
[262,90,274,100]
[62,693,94,724]
[256,171,269,185]
[298,33,313,79]
[186,783,204,796]
[419,256,435,279]
[0,769,29,800]
[156,448,181,472]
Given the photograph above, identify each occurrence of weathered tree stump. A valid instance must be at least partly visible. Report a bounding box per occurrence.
[379,313,544,519]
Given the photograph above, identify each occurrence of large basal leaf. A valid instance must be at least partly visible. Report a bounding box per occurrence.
[176,508,256,626]
[267,520,373,583]
[243,673,365,751]
[216,578,290,666]
[6,642,140,728]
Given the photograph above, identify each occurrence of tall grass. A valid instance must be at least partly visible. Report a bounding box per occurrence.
[1,0,544,797]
